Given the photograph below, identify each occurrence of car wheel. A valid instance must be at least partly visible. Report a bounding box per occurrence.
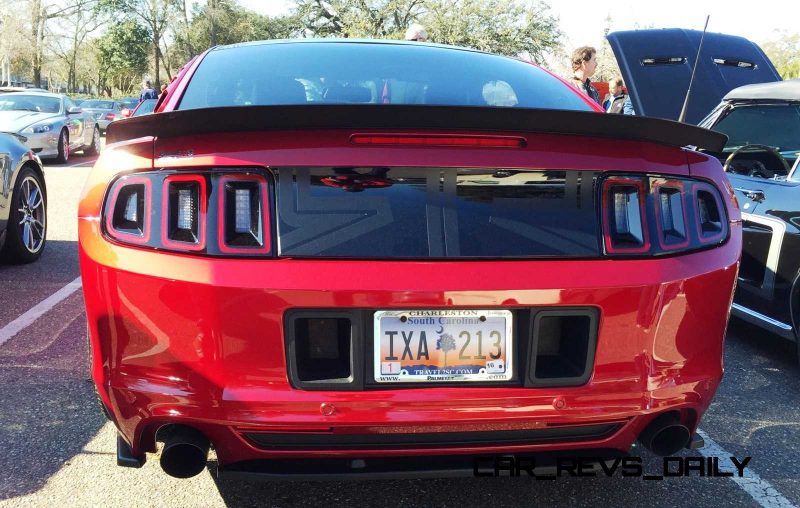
[84,125,100,156]
[0,167,46,264]
[55,129,69,164]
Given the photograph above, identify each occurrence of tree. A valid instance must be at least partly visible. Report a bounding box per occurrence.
[96,19,150,95]
[762,31,800,80]
[1,6,31,85]
[50,0,106,92]
[183,0,297,50]
[100,0,175,86]
[294,0,423,38]
[436,333,456,368]
[593,15,621,83]
[28,0,88,87]
[424,0,561,60]
[294,0,562,61]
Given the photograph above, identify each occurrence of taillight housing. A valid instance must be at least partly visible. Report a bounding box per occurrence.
[161,174,206,251]
[102,169,272,256]
[105,176,152,244]
[217,174,270,254]
[601,174,729,256]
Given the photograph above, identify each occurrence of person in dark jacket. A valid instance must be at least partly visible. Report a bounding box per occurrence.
[570,46,601,106]
[139,80,157,102]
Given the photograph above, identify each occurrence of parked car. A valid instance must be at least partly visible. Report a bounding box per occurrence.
[82,39,740,480]
[0,91,99,163]
[0,87,49,94]
[609,29,800,362]
[79,99,126,132]
[130,98,157,117]
[118,97,140,118]
[696,79,800,357]
[0,133,47,263]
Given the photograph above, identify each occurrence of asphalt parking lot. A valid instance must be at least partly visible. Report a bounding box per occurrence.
[0,143,799,507]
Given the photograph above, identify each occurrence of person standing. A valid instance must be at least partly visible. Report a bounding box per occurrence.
[570,46,601,106]
[139,80,157,103]
[604,77,627,113]
[404,24,428,42]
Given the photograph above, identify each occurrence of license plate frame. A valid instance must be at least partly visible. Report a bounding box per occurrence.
[373,309,513,384]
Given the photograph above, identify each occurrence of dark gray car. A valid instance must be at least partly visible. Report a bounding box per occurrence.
[0,132,47,263]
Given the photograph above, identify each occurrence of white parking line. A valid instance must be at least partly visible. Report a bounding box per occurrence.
[0,277,83,347]
[57,160,95,169]
[697,429,797,508]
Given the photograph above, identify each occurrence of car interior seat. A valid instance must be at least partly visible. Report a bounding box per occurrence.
[256,77,308,105]
[323,85,373,104]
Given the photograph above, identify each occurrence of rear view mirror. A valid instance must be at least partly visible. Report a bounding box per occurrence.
[67,106,82,115]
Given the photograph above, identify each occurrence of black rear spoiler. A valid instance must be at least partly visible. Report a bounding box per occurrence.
[106,105,727,152]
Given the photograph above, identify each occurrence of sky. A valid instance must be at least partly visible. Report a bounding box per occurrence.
[240,0,800,47]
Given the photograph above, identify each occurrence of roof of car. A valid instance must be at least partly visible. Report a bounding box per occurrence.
[1,91,63,99]
[724,78,800,101]
[212,38,493,57]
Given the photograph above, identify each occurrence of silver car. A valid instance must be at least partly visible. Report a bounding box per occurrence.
[0,133,47,263]
[79,99,125,132]
[0,92,100,164]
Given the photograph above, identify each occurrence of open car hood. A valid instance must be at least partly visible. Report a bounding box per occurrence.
[607,28,781,124]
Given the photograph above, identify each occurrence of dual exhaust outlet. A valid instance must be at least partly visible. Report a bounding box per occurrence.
[120,412,697,478]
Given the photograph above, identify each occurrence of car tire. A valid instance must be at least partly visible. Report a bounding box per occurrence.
[0,167,47,264]
[84,125,100,156]
[54,129,69,164]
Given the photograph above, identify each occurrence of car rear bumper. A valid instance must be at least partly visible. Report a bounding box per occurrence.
[79,218,740,466]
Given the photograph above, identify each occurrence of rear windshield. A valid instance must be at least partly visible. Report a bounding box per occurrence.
[276,167,599,258]
[133,99,157,116]
[178,42,593,111]
[82,100,115,109]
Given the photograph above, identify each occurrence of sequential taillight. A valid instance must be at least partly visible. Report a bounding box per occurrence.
[217,174,270,254]
[601,174,729,256]
[105,176,151,244]
[602,177,650,254]
[694,183,727,244]
[653,180,690,250]
[162,174,207,251]
[103,170,272,257]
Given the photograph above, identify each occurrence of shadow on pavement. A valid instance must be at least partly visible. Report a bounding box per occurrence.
[0,239,106,500]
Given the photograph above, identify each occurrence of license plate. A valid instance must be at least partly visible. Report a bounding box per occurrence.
[373,309,512,383]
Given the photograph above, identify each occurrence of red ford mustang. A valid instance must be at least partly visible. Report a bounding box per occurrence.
[80,40,741,479]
